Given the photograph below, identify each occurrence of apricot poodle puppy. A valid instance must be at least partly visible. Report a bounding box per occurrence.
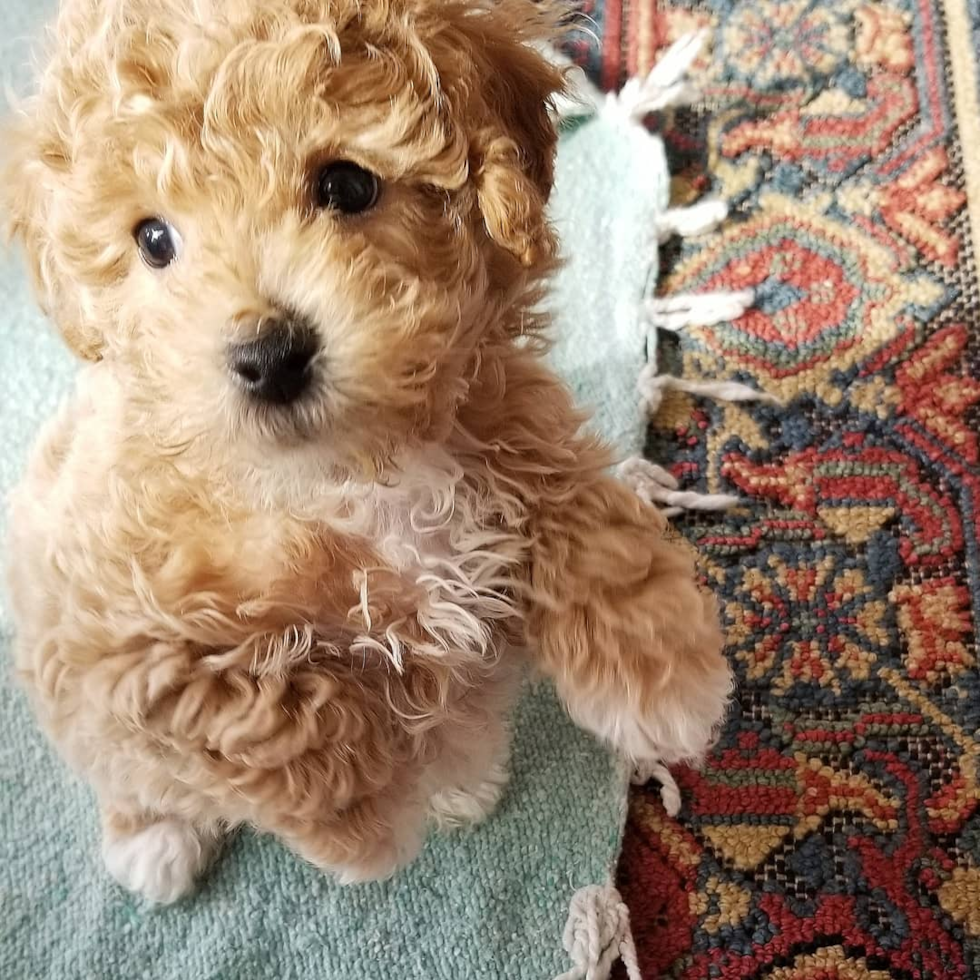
[2,0,730,903]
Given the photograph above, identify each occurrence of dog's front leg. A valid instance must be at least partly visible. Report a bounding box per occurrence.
[524,469,732,767]
[456,350,732,767]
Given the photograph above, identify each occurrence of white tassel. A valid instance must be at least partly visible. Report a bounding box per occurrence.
[612,77,700,119]
[541,31,707,125]
[612,29,709,121]
[618,457,679,492]
[644,289,756,330]
[657,197,730,242]
[644,29,710,92]
[619,456,740,512]
[632,760,683,817]
[637,363,783,416]
[544,29,709,125]
[623,356,779,516]
[554,885,642,980]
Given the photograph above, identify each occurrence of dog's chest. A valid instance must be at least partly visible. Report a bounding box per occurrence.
[331,454,526,661]
[358,460,504,582]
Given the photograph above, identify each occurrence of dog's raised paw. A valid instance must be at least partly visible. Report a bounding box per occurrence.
[102,818,216,904]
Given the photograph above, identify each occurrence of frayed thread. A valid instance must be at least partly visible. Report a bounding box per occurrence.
[536,41,602,121]
[554,885,641,980]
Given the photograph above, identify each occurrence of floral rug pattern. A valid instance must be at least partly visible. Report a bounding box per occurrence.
[566,0,980,975]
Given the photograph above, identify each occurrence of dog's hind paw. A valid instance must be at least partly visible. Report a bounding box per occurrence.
[428,761,510,830]
[102,817,218,904]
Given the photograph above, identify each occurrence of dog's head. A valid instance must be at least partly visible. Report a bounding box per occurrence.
[4,0,563,473]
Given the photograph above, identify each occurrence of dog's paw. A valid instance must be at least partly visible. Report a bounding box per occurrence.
[102,818,217,904]
[563,667,731,770]
[428,761,510,830]
[332,826,427,886]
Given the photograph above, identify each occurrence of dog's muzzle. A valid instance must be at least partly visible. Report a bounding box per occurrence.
[228,318,318,406]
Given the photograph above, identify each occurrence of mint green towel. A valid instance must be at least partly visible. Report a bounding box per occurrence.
[0,9,665,977]
[546,109,668,459]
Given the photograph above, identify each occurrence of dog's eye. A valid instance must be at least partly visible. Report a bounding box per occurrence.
[134,218,181,269]
[314,162,380,215]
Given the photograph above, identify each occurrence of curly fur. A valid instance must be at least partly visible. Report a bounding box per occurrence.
[3,0,731,901]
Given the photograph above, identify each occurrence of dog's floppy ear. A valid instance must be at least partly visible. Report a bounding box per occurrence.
[471,48,562,268]
[2,113,105,361]
[456,4,565,269]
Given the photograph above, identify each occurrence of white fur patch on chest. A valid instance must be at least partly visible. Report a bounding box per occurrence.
[329,448,526,670]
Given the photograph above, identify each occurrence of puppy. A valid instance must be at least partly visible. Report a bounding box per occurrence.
[2,0,730,903]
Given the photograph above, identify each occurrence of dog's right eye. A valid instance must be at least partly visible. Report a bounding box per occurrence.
[314,162,380,215]
[134,218,182,269]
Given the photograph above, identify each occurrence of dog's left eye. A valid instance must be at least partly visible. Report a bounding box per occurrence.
[314,162,380,215]
[134,218,182,269]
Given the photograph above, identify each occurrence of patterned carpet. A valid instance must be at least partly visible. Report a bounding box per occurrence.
[565,0,980,976]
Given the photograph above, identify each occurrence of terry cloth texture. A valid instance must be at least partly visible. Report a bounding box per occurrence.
[566,1,980,977]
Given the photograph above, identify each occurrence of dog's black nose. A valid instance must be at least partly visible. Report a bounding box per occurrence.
[229,320,318,405]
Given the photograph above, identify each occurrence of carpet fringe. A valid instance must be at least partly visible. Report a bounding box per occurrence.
[544,33,777,517]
